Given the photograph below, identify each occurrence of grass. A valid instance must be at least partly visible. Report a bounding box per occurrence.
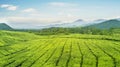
[0,30,120,67]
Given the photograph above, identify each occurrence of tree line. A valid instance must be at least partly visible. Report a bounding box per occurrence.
[26,27,120,35]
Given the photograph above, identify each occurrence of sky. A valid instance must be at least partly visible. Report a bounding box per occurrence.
[0,0,120,28]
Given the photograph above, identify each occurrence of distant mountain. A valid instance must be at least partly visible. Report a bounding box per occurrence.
[5,19,120,29]
[86,19,120,29]
[68,19,88,27]
[40,19,107,28]
[40,19,89,28]
[6,18,108,29]
[0,23,13,30]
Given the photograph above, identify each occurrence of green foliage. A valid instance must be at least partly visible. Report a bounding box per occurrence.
[0,31,120,67]
[27,27,120,36]
[0,30,39,47]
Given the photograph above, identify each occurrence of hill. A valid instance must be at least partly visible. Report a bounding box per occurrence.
[0,30,120,67]
[87,19,120,29]
[0,23,13,30]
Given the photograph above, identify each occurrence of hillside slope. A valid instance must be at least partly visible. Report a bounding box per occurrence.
[0,31,120,67]
[87,19,120,29]
[0,23,13,30]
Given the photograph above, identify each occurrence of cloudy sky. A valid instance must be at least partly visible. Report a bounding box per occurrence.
[0,0,120,28]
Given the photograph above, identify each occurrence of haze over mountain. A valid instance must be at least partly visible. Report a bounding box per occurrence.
[40,19,87,28]
[7,19,107,29]
[37,19,107,29]
[0,18,120,30]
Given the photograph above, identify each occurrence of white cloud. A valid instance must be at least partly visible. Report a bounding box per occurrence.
[0,18,8,23]
[3,16,77,29]
[6,17,54,24]
[48,2,76,7]
[5,16,77,24]
[22,8,37,13]
[5,16,56,29]
[0,4,10,8]
[0,4,17,11]
[7,6,17,11]
[49,2,65,6]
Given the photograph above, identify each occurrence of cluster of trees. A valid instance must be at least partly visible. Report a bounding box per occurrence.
[27,27,120,35]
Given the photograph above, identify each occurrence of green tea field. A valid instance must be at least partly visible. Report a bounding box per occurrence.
[0,30,120,67]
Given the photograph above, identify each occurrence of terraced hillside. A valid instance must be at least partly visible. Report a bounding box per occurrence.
[0,31,120,67]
